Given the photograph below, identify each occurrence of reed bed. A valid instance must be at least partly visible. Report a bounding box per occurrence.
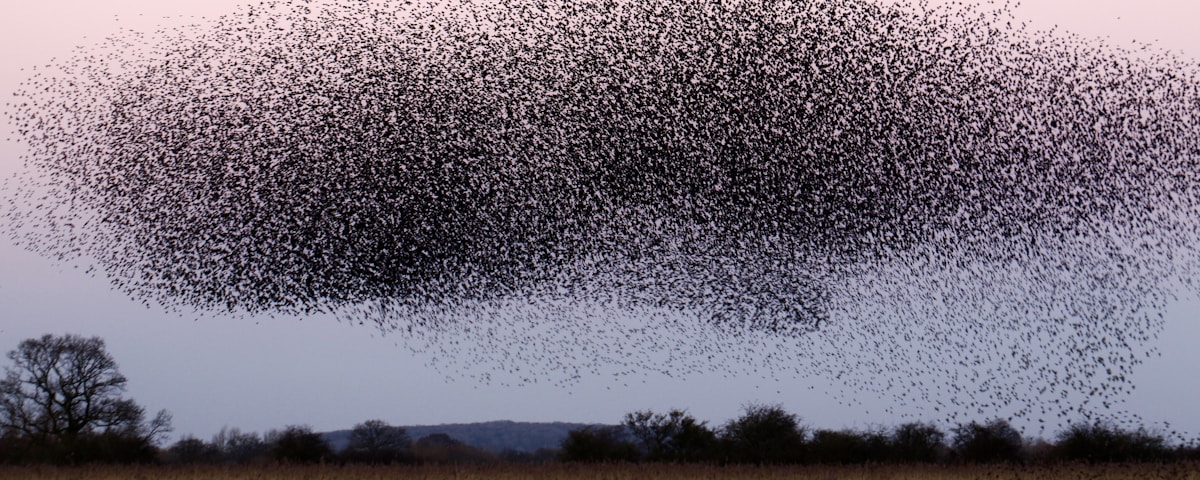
[2,463,1198,480]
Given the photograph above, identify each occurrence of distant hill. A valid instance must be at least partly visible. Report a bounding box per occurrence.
[322,420,606,453]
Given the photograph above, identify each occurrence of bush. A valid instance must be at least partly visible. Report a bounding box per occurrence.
[166,436,221,464]
[808,429,887,464]
[560,426,638,463]
[69,431,160,464]
[1055,422,1170,463]
[951,419,1024,463]
[720,404,806,465]
[624,409,717,462]
[890,422,946,463]
[215,428,270,464]
[271,425,332,464]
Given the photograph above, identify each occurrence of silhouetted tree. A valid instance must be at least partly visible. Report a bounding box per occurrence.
[271,425,332,464]
[624,409,717,462]
[343,419,411,464]
[1055,421,1169,463]
[890,422,945,463]
[0,334,171,464]
[211,427,270,464]
[951,419,1023,463]
[559,426,638,463]
[808,428,889,464]
[720,404,806,464]
[166,435,221,464]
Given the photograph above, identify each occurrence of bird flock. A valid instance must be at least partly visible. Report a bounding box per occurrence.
[4,0,1200,434]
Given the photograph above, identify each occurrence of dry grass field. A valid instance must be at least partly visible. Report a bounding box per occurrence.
[2,463,1199,480]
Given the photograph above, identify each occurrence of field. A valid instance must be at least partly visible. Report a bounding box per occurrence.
[3,463,1199,480]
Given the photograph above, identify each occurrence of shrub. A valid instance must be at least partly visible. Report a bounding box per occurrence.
[560,426,638,463]
[808,429,885,464]
[624,409,717,462]
[720,404,806,465]
[1054,422,1169,463]
[890,422,945,463]
[271,425,332,464]
[951,419,1024,464]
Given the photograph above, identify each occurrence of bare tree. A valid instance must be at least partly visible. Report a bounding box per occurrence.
[0,334,171,462]
[212,427,269,464]
[624,409,716,462]
[345,419,410,464]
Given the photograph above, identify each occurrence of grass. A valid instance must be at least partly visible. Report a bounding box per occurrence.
[2,463,1199,480]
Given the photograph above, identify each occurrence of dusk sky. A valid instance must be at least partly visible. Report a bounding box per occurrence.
[2,0,1199,444]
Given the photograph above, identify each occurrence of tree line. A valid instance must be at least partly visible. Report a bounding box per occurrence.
[3,334,1198,465]
[561,406,1200,465]
[159,421,534,465]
